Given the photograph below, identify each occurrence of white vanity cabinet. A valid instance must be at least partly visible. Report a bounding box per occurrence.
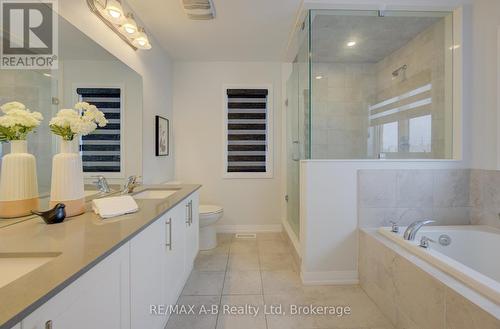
[130,216,167,329]
[184,193,199,274]
[131,190,199,329]
[163,202,186,309]
[18,191,199,329]
[22,245,130,329]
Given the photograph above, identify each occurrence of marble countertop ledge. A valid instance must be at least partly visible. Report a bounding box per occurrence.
[0,184,201,329]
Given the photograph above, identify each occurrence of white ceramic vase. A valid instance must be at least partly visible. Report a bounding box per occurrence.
[0,140,39,218]
[49,138,85,217]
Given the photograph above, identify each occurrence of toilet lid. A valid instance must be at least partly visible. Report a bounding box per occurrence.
[200,205,223,215]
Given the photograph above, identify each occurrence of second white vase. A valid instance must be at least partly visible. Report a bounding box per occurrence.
[50,138,85,217]
[0,140,39,218]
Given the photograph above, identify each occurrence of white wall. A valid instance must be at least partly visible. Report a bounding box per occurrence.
[300,160,466,284]
[470,0,500,169]
[61,59,143,182]
[58,0,174,184]
[173,62,283,231]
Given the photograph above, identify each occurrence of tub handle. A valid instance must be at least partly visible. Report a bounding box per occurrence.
[419,236,435,249]
[389,221,399,233]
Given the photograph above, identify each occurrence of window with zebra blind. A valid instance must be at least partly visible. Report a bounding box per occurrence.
[224,87,272,178]
[76,87,122,173]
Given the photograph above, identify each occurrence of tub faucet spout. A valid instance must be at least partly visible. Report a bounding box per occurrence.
[403,219,436,241]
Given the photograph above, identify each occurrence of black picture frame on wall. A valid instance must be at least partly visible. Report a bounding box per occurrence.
[155,115,169,156]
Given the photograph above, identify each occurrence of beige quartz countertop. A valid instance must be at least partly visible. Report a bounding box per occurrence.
[0,184,201,329]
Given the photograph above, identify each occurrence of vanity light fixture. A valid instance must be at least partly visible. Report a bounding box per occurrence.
[87,0,152,51]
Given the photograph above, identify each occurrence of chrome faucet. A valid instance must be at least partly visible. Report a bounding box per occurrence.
[403,219,436,241]
[93,175,111,193]
[123,175,141,194]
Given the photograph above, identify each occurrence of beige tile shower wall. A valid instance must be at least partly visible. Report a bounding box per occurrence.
[374,18,451,158]
[311,63,376,159]
[470,169,500,229]
[357,169,472,227]
[359,230,500,329]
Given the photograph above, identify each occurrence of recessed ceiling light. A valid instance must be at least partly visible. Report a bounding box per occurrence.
[347,41,357,47]
[315,75,323,80]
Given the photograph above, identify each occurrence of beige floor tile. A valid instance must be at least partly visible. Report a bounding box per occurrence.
[228,252,260,271]
[165,295,219,329]
[256,232,284,241]
[258,240,290,254]
[194,253,229,271]
[230,240,258,254]
[199,243,230,255]
[264,293,317,329]
[217,233,234,243]
[260,253,294,271]
[261,270,302,295]
[216,295,266,329]
[222,270,262,295]
[182,271,225,296]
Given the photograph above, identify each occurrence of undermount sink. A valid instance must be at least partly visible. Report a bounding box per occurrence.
[0,252,61,288]
[133,189,178,200]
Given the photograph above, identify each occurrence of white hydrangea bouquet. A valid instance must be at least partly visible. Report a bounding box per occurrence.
[49,102,108,140]
[0,101,43,141]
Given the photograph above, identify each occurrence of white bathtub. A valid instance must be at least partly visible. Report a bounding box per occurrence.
[378,225,500,304]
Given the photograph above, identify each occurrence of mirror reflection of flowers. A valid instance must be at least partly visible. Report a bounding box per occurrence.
[0,101,43,141]
[49,102,108,141]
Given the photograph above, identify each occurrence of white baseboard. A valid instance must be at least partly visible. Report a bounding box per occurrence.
[282,218,301,257]
[216,224,283,233]
[300,270,359,285]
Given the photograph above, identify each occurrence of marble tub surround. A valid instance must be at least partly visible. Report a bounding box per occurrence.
[470,169,500,229]
[358,169,472,227]
[359,229,500,329]
[0,184,200,329]
[171,233,395,329]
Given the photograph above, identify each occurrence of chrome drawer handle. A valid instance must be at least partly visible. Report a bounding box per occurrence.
[165,218,172,250]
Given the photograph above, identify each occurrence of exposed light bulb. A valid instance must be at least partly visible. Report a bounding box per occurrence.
[347,41,357,47]
[108,9,121,18]
[132,27,151,49]
[105,0,123,22]
[122,13,138,35]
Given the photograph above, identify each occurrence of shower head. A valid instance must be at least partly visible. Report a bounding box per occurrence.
[392,64,408,78]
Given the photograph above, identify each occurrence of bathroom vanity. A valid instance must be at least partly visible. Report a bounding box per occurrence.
[0,185,200,329]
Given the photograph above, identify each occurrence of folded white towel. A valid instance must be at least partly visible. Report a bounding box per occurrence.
[92,195,139,219]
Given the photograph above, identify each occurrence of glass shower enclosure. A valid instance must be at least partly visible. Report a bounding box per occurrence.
[286,9,455,239]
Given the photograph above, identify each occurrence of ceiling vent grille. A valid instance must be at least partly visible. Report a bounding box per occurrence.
[182,0,216,20]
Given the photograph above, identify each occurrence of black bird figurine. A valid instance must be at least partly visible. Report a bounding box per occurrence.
[32,203,66,224]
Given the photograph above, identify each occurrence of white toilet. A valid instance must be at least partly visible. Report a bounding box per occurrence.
[199,205,223,250]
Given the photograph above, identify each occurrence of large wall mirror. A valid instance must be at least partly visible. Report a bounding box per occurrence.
[0,13,143,226]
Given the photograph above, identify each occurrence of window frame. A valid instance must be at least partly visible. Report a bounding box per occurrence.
[72,83,126,179]
[222,84,274,179]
